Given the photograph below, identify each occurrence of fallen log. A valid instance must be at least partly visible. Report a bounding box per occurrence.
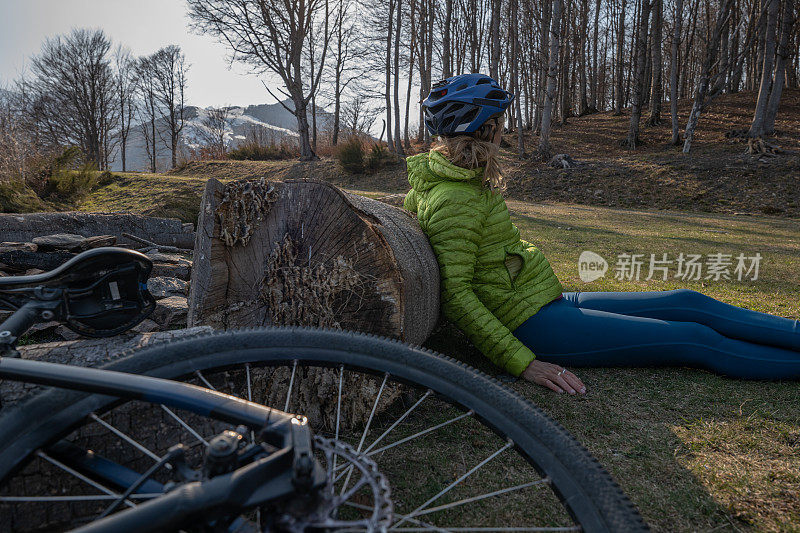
[0,212,195,249]
[189,178,439,345]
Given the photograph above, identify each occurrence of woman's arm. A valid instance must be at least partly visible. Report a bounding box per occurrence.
[427,196,536,376]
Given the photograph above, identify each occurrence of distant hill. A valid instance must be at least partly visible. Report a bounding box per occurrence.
[113,99,333,172]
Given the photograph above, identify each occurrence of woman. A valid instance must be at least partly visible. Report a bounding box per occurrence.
[403,73,800,395]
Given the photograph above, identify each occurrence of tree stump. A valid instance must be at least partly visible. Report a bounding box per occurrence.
[188,178,440,429]
[188,177,439,343]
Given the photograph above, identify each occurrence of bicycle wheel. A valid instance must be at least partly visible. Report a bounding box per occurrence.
[0,328,647,532]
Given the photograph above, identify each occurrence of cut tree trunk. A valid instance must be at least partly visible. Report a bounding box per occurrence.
[188,178,439,345]
[188,178,440,430]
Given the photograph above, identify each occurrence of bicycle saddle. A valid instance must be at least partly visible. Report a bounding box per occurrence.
[0,247,156,338]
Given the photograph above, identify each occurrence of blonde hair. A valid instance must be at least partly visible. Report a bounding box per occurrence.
[432,115,505,192]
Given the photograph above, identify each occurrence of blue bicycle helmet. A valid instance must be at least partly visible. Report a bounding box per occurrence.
[422,73,514,136]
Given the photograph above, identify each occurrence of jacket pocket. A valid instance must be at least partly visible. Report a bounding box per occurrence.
[503,245,526,288]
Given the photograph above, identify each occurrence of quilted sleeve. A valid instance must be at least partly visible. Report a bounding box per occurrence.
[427,196,536,376]
[403,189,418,214]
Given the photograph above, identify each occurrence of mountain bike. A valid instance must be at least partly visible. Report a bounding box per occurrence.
[0,247,647,532]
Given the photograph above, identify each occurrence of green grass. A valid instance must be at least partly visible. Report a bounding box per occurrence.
[57,171,800,531]
[478,201,799,532]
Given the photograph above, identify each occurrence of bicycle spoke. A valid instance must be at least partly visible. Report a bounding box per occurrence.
[0,494,161,503]
[284,360,297,412]
[160,405,209,446]
[391,441,514,529]
[339,373,388,495]
[366,410,474,458]
[413,479,551,517]
[332,364,344,474]
[245,363,253,402]
[89,413,162,463]
[37,452,136,509]
[195,370,216,390]
[344,501,451,533]
[363,390,432,454]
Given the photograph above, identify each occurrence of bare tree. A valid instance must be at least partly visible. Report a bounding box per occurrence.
[683,0,735,153]
[114,46,136,172]
[670,0,685,144]
[135,55,159,173]
[614,0,627,114]
[622,0,652,148]
[393,0,405,156]
[647,0,664,125]
[327,0,360,146]
[749,0,780,136]
[150,45,188,169]
[187,0,332,161]
[195,107,230,159]
[27,29,117,169]
[539,0,564,159]
[489,0,502,79]
[763,0,795,134]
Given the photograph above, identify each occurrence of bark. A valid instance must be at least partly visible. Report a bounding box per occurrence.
[670,0,685,145]
[539,0,564,158]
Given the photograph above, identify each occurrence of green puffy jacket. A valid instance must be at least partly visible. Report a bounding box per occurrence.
[403,149,564,376]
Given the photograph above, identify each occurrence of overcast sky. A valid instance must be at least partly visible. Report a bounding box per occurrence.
[0,0,281,108]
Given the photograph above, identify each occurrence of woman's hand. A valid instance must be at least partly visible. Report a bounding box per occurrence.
[522,359,586,395]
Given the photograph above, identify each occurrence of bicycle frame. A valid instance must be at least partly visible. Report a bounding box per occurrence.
[0,306,326,532]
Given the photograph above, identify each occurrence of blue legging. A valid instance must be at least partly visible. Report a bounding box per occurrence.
[512,289,800,379]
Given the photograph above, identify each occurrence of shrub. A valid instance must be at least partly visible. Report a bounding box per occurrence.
[42,146,100,201]
[228,140,299,161]
[365,143,394,172]
[0,179,47,213]
[336,138,365,173]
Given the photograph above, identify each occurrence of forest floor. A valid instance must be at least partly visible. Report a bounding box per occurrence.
[5,89,799,531]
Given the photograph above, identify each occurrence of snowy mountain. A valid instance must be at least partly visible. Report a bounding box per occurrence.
[113,99,333,172]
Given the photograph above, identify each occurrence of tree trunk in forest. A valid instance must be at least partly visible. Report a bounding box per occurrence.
[670,0,684,145]
[385,0,396,153]
[189,178,439,345]
[539,0,564,159]
[750,0,780,137]
[512,0,526,155]
[764,0,795,134]
[393,0,404,156]
[623,0,652,148]
[442,0,454,78]
[590,0,602,111]
[647,0,664,125]
[579,0,590,114]
[490,0,501,79]
[682,0,734,152]
[615,0,627,114]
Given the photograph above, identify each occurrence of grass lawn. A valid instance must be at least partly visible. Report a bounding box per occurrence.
[60,171,800,531]
[423,200,799,532]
